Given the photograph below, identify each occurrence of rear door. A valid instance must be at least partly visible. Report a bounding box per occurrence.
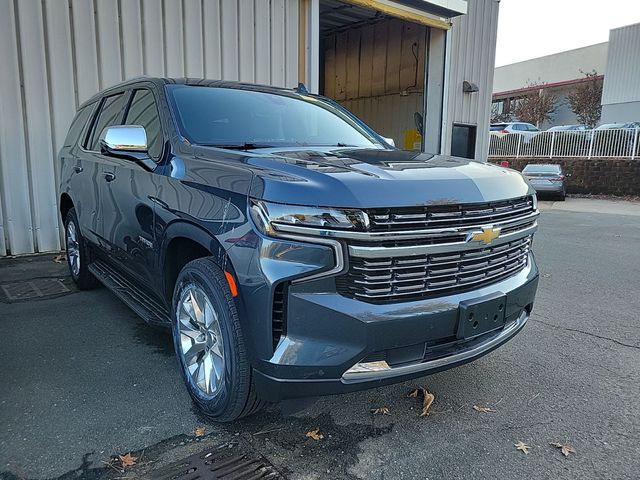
[98,86,164,290]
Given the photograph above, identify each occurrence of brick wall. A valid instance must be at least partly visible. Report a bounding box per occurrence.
[489,157,640,196]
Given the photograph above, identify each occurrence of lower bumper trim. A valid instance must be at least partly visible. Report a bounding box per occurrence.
[341,309,529,383]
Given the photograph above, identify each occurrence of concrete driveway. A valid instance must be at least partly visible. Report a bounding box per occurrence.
[1,198,639,479]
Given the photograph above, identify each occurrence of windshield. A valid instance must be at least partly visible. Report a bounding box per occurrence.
[166,85,381,148]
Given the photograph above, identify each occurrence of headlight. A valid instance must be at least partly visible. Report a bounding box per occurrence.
[250,199,369,236]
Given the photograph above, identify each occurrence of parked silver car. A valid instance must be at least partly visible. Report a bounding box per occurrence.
[490,122,540,143]
[547,124,588,132]
[522,164,567,200]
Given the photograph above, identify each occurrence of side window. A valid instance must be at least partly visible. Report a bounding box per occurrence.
[87,93,127,151]
[63,103,96,147]
[125,89,163,160]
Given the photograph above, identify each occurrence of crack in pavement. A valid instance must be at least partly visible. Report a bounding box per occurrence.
[532,317,640,350]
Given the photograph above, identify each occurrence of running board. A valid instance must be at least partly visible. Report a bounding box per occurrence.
[89,260,171,326]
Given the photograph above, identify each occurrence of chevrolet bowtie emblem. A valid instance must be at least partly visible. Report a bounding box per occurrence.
[471,227,501,245]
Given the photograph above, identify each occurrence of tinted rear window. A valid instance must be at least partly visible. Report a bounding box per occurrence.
[523,165,560,173]
[63,103,95,147]
[490,124,507,131]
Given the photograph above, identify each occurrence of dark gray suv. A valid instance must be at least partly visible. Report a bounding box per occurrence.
[58,78,539,421]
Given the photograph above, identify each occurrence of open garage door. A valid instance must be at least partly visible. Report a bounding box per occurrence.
[319,0,429,150]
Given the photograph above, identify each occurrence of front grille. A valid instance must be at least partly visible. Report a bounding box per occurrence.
[367,196,534,232]
[339,235,532,302]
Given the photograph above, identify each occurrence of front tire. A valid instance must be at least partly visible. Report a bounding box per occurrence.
[64,207,98,289]
[171,258,264,422]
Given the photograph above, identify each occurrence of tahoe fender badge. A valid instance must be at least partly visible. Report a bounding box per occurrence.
[138,235,153,248]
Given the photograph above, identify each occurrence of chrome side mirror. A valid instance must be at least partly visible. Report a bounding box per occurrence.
[100,125,148,156]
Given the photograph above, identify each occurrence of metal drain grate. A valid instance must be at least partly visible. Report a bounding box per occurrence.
[1,278,70,301]
[150,444,285,480]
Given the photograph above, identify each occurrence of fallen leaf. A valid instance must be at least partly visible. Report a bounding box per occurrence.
[370,406,391,416]
[419,389,435,417]
[514,441,530,454]
[406,389,420,398]
[551,442,576,457]
[53,254,66,263]
[473,405,496,413]
[118,453,137,468]
[306,428,324,441]
[194,425,206,437]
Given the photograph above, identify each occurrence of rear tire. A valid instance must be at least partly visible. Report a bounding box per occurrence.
[64,207,99,290]
[171,257,265,422]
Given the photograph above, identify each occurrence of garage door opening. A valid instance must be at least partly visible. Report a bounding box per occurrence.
[319,0,430,151]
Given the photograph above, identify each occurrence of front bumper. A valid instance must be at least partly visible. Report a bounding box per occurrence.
[252,254,538,401]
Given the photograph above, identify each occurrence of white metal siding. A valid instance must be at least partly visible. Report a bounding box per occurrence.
[442,0,499,159]
[601,23,640,107]
[0,0,299,256]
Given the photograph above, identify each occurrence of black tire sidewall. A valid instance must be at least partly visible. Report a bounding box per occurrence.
[171,260,246,419]
[64,207,95,288]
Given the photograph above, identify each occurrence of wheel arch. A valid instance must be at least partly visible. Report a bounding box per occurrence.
[59,193,74,221]
[160,222,236,303]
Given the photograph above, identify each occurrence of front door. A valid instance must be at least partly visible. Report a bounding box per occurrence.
[98,88,165,291]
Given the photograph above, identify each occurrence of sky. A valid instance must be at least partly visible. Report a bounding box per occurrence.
[495,0,640,66]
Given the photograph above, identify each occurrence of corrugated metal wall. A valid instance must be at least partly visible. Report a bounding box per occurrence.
[0,0,299,256]
[601,23,640,106]
[342,93,423,148]
[442,0,499,159]
[322,18,427,100]
[322,17,427,148]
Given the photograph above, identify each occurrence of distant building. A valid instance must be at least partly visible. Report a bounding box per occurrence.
[492,22,640,129]
[601,23,640,123]
[491,43,608,129]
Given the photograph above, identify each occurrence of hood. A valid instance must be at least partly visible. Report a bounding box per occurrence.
[196,146,533,208]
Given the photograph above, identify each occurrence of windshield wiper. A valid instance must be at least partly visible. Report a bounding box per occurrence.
[199,143,275,150]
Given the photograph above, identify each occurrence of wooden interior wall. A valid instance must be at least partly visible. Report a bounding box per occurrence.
[322,18,427,101]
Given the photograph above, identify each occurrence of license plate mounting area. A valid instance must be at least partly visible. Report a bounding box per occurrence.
[456,292,507,340]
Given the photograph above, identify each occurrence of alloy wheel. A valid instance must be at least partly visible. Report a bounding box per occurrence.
[177,284,225,396]
[66,221,80,277]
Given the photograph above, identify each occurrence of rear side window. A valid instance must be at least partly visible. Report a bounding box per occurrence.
[87,93,127,151]
[125,89,163,160]
[63,103,95,147]
[490,124,506,131]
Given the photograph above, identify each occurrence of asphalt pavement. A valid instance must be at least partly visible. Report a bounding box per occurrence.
[1,198,639,480]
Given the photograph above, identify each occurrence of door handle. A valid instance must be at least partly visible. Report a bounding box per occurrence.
[103,172,116,182]
[73,166,83,173]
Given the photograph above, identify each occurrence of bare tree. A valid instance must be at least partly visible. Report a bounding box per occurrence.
[513,82,557,127]
[567,70,603,128]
